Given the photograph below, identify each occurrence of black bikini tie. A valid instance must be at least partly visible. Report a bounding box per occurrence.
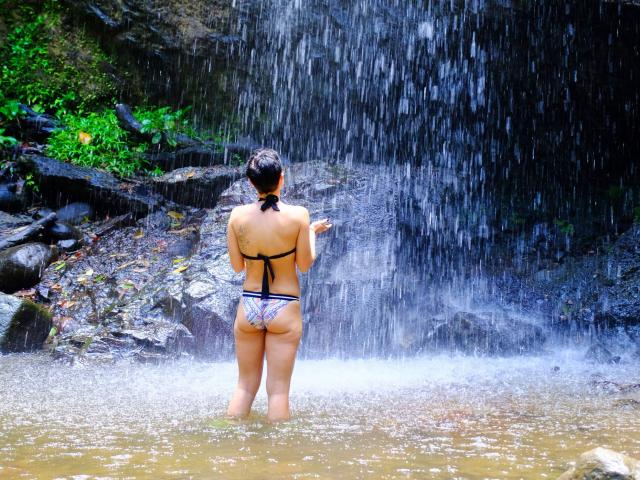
[259,194,280,211]
[242,248,297,299]
[240,193,296,299]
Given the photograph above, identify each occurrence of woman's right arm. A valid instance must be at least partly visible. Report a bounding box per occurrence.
[295,207,331,273]
[295,207,314,273]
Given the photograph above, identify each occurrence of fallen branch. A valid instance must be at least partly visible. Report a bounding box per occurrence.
[0,212,57,251]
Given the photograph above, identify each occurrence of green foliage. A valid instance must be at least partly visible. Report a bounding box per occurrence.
[554,218,575,236]
[134,106,198,148]
[0,93,25,147]
[47,110,148,177]
[634,206,640,224]
[0,0,116,115]
[24,172,39,193]
[606,185,625,201]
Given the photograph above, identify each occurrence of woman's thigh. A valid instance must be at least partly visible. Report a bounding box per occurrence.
[264,301,302,386]
[234,301,266,376]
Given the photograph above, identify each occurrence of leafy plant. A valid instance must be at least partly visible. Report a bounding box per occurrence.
[47,110,148,177]
[633,206,640,224]
[135,106,198,148]
[0,93,26,147]
[554,218,575,235]
[0,1,116,115]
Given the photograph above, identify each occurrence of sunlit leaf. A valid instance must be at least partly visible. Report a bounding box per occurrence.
[167,211,184,220]
[172,265,189,274]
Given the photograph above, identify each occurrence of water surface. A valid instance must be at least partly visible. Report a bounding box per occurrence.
[1,352,639,479]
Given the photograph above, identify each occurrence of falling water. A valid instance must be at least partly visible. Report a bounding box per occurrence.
[221,0,640,356]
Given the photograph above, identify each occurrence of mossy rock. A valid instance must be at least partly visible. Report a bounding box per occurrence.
[0,293,52,353]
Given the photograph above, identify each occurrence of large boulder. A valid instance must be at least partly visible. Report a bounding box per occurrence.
[0,293,52,352]
[151,166,242,208]
[17,155,165,218]
[0,243,58,293]
[557,447,640,480]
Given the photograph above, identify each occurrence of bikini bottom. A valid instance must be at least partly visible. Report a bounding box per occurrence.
[241,290,299,330]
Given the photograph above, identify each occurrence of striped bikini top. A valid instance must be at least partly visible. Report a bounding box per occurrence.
[240,194,296,299]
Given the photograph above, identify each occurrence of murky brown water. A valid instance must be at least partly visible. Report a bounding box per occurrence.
[1,352,639,479]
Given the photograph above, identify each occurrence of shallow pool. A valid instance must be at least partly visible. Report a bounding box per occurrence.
[1,351,638,479]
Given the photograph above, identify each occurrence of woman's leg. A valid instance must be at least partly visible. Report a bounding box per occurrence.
[264,300,302,422]
[226,301,266,418]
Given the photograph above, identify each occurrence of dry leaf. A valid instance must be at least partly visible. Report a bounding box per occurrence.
[172,265,189,274]
[78,131,92,145]
[167,211,184,220]
[172,257,187,264]
[133,229,144,239]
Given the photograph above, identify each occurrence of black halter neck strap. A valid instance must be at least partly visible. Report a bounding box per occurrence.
[259,194,280,211]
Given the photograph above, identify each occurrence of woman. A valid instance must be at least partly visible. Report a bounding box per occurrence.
[226,148,331,422]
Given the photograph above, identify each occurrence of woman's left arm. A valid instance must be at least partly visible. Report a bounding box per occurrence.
[227,208,245,273]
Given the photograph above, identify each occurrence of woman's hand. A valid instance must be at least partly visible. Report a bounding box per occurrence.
[310,218,332,234]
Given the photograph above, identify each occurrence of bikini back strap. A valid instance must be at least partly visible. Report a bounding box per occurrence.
[241,247,296,298]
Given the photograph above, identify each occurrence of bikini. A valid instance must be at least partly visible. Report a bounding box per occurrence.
[240,194,299,330]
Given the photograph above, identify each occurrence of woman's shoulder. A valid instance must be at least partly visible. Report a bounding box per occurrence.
[281,203,309,218]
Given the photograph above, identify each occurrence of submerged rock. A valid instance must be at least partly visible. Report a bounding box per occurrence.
[151,166,242,208]
[0,293,52,352]
[584,342,621,364]
[18,155,164,218]
[557,447,640,480]
[425,310,546,355]
[0,243,58,293]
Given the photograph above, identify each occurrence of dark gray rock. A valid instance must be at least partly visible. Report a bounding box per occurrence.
[3,104,59,143]
[0,293,52,352]
[114,103,147,139]
[147,143,227,170]
[0,243,58,293]
[584,342,621,364]
[55,202,94,225]
[151,166,242,208]
[424,310,546,355]
[32,208,55,221]
[593,225,640,329]
[0,183,22,212]
[48,222,83,240]
[17,155,164,218]
[56,238,82,252]
[0,211,32,236]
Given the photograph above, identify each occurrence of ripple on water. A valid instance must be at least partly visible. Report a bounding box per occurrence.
[0,351,639,479]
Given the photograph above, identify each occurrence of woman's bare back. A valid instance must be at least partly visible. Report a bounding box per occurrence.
[229,200,309,297]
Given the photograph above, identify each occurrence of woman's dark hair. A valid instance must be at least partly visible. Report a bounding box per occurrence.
[246,148,282,194]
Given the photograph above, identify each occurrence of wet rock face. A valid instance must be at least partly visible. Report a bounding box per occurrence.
[183,161,402,357]
[151,166,242,208]
[0,293,52,353]
[62,0,237,110]
[0,243,58,293]
[594,225,640,328]
[424,311,546,356]
[18,155,164,218]
[557,447,640,480]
